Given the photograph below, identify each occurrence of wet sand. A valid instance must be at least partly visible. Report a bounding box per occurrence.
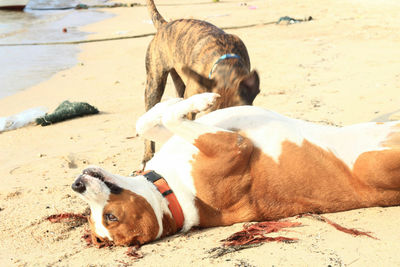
[0,0,400,266]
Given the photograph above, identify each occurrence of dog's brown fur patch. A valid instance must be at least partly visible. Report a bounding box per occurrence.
[191,132,400,228]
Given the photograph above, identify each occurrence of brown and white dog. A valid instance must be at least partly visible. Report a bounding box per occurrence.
[72,93,400,247]
[142,0,260,164]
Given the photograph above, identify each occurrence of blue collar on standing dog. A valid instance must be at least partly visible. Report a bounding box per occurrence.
[208,53,240,79]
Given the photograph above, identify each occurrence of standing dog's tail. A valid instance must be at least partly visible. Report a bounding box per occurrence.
[146,0,167,30]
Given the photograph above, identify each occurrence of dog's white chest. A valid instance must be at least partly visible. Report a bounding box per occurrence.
[145,136,200,230]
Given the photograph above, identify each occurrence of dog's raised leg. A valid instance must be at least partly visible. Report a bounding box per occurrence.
[161,93,254,175]
[160,93,230,144]
[136,98,182,143]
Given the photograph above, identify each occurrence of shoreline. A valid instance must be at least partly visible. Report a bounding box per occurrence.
[0,3,112,101]
[1,0,400,266]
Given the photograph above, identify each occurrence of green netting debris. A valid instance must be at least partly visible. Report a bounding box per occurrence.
[36,100,99,126]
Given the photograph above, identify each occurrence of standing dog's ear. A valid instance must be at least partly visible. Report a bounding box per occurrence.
[239,70,260,104]
[182,66,216,91]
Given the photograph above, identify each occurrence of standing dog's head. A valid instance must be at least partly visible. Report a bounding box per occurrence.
[182,66,260,110]
[71,167,167,247]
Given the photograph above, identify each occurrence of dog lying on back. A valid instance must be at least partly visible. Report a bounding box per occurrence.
[73,93,400,247]
[142,0,260,164]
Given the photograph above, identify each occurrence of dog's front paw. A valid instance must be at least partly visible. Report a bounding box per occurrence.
[187,93,220,113]
[161,93,220,125]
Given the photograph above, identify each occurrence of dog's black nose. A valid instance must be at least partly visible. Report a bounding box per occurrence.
[72,177,86,193]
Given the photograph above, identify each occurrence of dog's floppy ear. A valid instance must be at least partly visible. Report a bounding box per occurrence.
[239,70,260,104]
[182,66,216,91]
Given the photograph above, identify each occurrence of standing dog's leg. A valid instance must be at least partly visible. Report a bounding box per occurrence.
[169,68,186,98]
[143,41,170,166]
[143,74,168,165]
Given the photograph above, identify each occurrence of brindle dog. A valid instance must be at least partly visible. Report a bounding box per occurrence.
[142,0,260,165]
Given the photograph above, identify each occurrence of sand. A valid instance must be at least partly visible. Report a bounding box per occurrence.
[1,0,399,266]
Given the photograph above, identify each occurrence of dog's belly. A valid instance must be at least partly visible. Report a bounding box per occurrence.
[145,105,399,227]
[147,105,398,183]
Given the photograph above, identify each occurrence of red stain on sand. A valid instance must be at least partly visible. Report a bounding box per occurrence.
[301,214,378,239]
[126,246,144,259]
[222,221,300,247]
[222,215,377,248]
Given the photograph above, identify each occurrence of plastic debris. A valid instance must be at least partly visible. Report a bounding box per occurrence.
[0,107,47,132]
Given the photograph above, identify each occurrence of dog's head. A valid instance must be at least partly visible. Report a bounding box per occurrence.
[71,167,165,247]
[182,66,260,110]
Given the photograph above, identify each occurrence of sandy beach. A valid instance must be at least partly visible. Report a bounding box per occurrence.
[1,0,400,266]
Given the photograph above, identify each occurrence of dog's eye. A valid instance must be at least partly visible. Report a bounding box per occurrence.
[105,213,118,222]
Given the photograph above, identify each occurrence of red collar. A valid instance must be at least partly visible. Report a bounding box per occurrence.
[138,170,184,230]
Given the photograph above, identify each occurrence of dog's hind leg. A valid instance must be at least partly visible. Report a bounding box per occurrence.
[354,149,400,191]
[352,149,400,207]
[170,68,185,98]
